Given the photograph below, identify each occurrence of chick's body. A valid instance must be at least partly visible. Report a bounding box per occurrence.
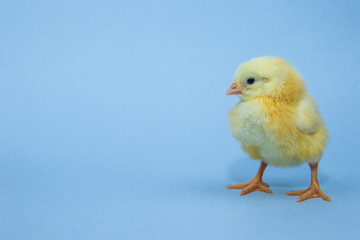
[226,57,330,202]
[229,93,328,167]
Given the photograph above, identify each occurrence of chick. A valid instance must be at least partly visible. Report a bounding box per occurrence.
[226,57,330,202]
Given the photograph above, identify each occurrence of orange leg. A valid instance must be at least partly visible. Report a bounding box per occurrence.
[286,163,331,202]
[227,161,273,195]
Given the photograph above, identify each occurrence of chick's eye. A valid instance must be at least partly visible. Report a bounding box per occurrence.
[247,78,255,85]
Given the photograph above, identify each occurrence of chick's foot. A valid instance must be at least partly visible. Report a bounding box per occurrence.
[227,177,273,195]
[227,161,273,195]
[286,184,331,202]
[286,163,331,202]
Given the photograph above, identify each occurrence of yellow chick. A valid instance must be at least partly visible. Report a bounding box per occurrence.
[226,57,330,202]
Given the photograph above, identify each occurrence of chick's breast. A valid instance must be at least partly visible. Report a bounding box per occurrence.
[228,100,267,148]
[228,100,290,167]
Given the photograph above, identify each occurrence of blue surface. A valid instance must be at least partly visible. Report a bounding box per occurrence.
[1,0,360,239]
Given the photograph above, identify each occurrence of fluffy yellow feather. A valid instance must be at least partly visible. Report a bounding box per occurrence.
[226,57,330,202]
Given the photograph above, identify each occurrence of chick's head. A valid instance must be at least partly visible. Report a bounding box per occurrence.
[226,57,305,101]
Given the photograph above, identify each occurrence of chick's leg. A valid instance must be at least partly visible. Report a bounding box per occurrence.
[227,161,273,195]
[286,163,331,202]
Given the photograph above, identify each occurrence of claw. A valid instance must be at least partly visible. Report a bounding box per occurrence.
[286,189,307,196]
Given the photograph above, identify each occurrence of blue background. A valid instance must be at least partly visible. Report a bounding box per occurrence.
[1,0,359,239]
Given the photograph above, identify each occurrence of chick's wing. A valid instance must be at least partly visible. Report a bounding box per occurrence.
[294,94,323,134]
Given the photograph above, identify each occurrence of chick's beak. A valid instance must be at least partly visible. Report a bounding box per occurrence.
[226,82,243,95]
